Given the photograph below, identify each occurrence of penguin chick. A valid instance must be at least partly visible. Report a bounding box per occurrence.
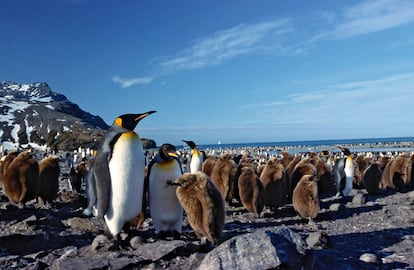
[315,158,335,196]
[93,111,156,236]
[0,150,19,185]
[183,140,206,173]
[201,155,217,177]
[362,163,382,195]
[2,150,39,204]
[69,162,87,193]
[259,158,288,211]
[147,143,183,238]
[292,174,320,221]
[173,172,225,246]
[381,156,411,191]
[210,153,237,203]
[238,166,264,217]
[37,155,60,204]
[289,158,316,201]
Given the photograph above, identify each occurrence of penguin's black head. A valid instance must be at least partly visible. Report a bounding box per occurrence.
[337,146,351,156]
[182,140,197,149]
[159,143,179,161]
[114,111,156,131]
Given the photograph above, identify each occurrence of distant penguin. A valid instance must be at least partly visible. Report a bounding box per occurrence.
[201,155,217,177]
[147,143,183,238]
[91,111,156,236]
[238,166,264,217]
[333,147,355,197]
[210,153,237,203]
[172,171,225,245]
[289,158,317,201]
[279,151,294,168]
[259,158,288,211]
[83,163,98,216]
[37,155,60,204]
[69,162,87,193]
[362,163,382,195]
[2,150,39,204]
[183,140,206,173]
[292,174,320,222]
[285,154,302,178]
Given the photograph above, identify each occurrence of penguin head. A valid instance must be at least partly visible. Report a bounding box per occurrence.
[182,140,197,150]
[337,146,352,156]
[114,111,156,131]
[159,143,179,161]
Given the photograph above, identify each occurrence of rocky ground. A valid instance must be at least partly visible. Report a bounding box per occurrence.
[1,164,414,269]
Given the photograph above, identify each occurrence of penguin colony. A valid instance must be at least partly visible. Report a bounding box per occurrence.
[2,110,414,248]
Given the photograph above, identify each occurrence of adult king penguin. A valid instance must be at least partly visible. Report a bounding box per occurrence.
[93,111,156,236]
[334,146,355,197]
[147,143,183,239]
[183,140,206,173]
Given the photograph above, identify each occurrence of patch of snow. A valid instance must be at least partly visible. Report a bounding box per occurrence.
[24,115,34,143]
[46,104,54,110]
[63,126,70,131]
[20,84,30,92]
[11,123,20,143]
[31,96,52,102]
[57,119,66,122]
[32,110,39,116]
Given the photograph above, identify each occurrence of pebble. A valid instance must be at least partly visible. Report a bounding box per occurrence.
[359,253,379,264]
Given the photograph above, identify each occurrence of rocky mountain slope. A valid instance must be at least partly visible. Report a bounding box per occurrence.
[0,81,109,150]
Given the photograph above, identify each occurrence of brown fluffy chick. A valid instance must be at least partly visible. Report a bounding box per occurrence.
[37,155,60,204]
[292,174,320,222]
[2,150,39,204]
[238,166,265,217]
[173,171,225,245]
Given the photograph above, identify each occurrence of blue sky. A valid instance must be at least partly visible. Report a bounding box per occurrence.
[1,0,414,145]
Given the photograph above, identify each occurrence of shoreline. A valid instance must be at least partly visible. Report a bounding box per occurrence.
[177,138,414,157]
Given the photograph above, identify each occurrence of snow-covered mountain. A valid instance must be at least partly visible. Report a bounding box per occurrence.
[0,81,109,150]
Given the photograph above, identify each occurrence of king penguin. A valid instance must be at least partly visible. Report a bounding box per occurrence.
[147,143,183,239]
[183,140,206,173]
[92,111,156,236]
[333,146,355,197]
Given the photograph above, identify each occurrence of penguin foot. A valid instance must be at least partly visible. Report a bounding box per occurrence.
[198,238,215,253]
[157,230,181,241]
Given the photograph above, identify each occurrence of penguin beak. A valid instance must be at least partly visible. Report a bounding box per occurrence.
[167,151,179,158]
[135,110,157,123]
[166,180,181,186]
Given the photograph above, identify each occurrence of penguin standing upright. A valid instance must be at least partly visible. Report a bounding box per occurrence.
[147,143,183,239]
[91,111,156,236]
[183,140,206,173]
[334,146,355,197]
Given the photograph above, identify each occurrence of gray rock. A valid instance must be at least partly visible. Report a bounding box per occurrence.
[66,217,98,232]
[131,240,187,261]
[359,253,379,264]
[306,231,332,249]
[130,236,143,249]
[329,203,342,211]
[198,226,305,270]
[351,193,365,206]
[90,234,112,253]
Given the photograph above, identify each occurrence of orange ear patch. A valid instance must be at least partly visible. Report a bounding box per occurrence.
[115,117,122,127]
